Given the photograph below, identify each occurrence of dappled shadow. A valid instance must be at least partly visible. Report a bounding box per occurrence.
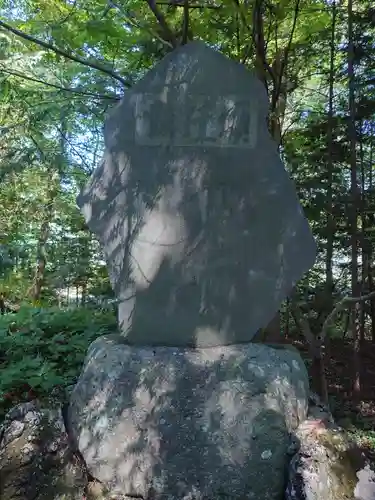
[76,41,316,348]
[68,338,307,498]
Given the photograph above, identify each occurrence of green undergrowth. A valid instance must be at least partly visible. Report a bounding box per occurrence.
[0,305,117,421]
[348,428,375,451]
[331,399,375,455]
[343,417,375,455]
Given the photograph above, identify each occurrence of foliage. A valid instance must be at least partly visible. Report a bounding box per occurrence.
[0,305,117,419]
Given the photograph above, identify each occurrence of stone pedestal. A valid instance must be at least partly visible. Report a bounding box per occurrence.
[68,336,309,499]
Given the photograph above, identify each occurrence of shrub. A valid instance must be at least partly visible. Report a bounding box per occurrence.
[0,305,117,420]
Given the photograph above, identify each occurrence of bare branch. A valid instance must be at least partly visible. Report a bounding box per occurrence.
[156,1,220,8]
[0,67,120,101]
[0,20,130,88]
[60,0,78,24]
[292,289,375,352]
[109,1,174,48]
[29,133,46,159]
[145,0,178,47]
[290,303,319,356]
[320,290,375,343]
[56,126,93,172]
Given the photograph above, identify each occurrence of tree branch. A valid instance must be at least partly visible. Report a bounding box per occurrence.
[290,302,319,357]
[0,20,130,88]
[145,0,178,47]
[320,290,375,344]
[156,1,220,8]
[0,67,120,101]
[109,1,174,48]
[291,290,375,351]
[56,126,93,172]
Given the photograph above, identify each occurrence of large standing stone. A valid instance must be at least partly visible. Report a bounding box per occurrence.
[68,336,309,500]
[77,41,316,347]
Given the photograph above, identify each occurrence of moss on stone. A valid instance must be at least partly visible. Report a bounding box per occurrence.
[315,428,365,500]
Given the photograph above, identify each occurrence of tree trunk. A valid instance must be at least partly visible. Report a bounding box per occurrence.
[325,0,336,297]
[252,0,268,92]
[30,108,67,303]
[310,353,329,406]
[359,123,366,346]
[291,304,329,406]
[285,297,290,339]
[368,126,375,342]
[347,0,361,397]
[251,1,300,343]
[0,293,5,315]
[30,189,56,302]
[324,0,337,362]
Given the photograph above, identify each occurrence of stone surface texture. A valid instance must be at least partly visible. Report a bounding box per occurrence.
[285,394,375,500]
[0,400,87,500]
[68,337,309,499]
[77,40,316,347]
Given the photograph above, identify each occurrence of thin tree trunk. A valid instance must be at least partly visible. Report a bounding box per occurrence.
[253,0,268,91]
[30,171,59,302]
[252,0,281,342]
[252,0,300,343]
[30,108,66,303]
[368,126,375,342]
[325,0,336,297]
[360,123,366,346]
[285,297,290,339]
[291,305,329,405]
[369,266,375,341]
[30,208,53,302]
[0,293,5,315]
[324,0,337,361]
[342,310,350,339]
[347,0,361,397]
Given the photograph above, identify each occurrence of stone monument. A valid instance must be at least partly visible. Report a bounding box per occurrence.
[77,40,316,347]
[70,41,316,500]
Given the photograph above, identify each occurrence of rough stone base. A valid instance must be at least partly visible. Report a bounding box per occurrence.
[68,336,309,499]
[0,400,87,500]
